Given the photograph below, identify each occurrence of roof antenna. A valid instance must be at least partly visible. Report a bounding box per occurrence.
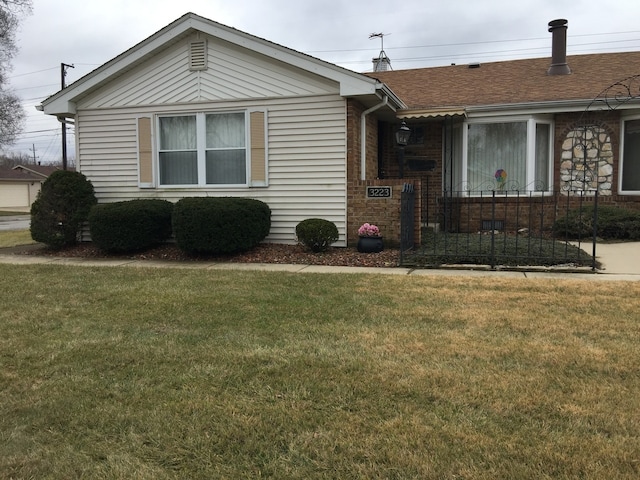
[370,32,392,72]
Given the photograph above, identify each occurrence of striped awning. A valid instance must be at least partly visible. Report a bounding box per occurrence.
[397,107,466,119]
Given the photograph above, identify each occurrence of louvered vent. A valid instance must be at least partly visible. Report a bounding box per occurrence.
[189,41,207,71]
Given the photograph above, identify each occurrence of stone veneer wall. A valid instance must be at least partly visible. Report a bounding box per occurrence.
[560,124,614,195]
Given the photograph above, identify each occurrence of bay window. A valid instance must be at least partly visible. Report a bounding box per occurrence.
[158,112,247,186]
[621,118,640,193]
[459,116,552,193]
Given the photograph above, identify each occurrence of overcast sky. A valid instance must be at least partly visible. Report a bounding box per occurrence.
[5,0,640,164]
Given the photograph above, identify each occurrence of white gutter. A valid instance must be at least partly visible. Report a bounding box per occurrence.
[360,95,388,181]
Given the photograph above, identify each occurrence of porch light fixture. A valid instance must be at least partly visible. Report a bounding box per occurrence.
[395,121,411,178]
[395,120,411,146]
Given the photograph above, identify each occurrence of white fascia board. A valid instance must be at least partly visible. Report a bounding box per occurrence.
[41,20,195,116]
[465,98,640,118]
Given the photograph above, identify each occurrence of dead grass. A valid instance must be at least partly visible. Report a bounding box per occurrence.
[1,265,639,479]
[0,230,34,248]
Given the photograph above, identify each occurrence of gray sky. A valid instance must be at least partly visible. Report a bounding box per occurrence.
[5,0,640,164]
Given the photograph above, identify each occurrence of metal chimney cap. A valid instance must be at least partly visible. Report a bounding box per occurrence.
[548,19,568,31]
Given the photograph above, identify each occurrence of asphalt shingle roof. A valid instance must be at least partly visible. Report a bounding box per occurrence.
[367,52,640,110]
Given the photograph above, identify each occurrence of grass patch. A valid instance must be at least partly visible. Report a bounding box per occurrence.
[0,211,27,217]
[0,229,35,248]
[1,265,639,478]
[407,229,596,267]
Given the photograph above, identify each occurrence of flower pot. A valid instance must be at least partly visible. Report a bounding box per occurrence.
[357,235,384,253]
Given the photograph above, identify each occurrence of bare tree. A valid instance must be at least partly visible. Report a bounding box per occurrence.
[0,0,32,148]
[0,150,31,167]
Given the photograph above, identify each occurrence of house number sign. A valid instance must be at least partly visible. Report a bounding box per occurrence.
[366,186,392,198]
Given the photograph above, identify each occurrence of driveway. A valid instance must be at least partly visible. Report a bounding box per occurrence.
[0,215,30,232]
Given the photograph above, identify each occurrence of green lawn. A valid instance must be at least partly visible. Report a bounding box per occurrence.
[1,264,639,479]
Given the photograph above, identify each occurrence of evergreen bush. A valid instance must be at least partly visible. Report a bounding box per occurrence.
[30,170,97,249]
[554,205,640,240]
[172,197,271,255]
[88,199,174,253]
[295,218,339,252]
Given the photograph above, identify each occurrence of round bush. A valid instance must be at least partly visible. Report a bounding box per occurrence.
[295,218,339,252]
[173,197,271,255]
[30,170,97,249]
[89,199,174,253]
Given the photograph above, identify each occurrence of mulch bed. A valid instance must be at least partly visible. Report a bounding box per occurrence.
[18,242,401,268]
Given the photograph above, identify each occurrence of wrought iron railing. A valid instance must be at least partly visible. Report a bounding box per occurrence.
[400,187,598,271]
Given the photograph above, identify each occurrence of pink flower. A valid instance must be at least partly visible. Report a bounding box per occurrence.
[358,223,380,237]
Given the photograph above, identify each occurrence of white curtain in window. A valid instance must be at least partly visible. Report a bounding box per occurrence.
[205,113,246,184]
[206,113,245,148]
[160,116,196,150]
[467,122,527,191]
[623,119,640,191]
[159,116,197,185]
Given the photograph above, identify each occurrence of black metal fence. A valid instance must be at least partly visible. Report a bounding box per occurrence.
[400,186,598,270]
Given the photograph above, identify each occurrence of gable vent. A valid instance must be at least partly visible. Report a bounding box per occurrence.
[189,41,208,71]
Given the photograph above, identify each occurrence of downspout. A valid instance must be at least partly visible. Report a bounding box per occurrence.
[360,95,388,180]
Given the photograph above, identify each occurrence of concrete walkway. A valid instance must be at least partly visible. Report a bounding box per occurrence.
[0,242,639,281]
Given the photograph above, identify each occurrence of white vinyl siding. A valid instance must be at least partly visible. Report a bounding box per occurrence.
[74,95,347,245]
[80,33,338,109]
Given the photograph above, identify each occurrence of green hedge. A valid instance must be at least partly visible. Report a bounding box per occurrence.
[173,197,271,255]
[295,218,339,252]
[30,170,97,249]
[554,205,640,240]
[88,199,174,253]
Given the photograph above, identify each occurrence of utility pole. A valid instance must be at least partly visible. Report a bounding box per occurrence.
[61,63,74,170]
[31,144,38,165]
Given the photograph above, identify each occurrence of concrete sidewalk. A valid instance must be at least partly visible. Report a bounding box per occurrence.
[0,242,639,281]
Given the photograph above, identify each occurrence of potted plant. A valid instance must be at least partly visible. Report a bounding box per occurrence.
[357,223,384,253]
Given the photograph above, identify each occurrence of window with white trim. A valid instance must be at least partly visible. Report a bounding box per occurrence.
[455,116,553,193]
[158,112,247,186]
[621,118,640,194]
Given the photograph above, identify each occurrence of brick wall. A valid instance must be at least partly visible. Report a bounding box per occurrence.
[346,100,421,247]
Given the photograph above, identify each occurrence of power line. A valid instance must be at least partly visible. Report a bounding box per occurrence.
[305,30,640,54]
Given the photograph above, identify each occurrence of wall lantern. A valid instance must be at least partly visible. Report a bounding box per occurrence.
[395,120,411,178]
[395,120,411,146]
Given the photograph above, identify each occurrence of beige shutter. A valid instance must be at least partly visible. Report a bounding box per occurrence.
[137,117,154,188]
[250,110,267,187]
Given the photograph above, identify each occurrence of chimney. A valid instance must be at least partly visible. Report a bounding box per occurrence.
[372,50,391,72]
[547,19,571,75]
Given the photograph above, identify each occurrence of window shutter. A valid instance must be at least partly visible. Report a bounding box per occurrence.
[137,116,154,188]
[249,110,268,187]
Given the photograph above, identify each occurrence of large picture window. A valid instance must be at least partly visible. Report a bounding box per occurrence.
[459,117,552,193]
[158,112,247,186]
[621,118,640,193]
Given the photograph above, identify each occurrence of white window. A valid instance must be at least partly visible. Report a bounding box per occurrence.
[158,112,247,186]
[458,116,552,193]
[621,118,640,194]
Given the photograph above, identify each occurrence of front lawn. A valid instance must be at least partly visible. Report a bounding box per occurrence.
[1,265,639,478]
[0,230,34,248]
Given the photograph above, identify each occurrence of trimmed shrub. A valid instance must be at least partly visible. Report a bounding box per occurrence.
[30,170,97,249]
[88,199,174,253]
[554,205,640,240]
[295,218,339,252]
[172,197,271,255]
